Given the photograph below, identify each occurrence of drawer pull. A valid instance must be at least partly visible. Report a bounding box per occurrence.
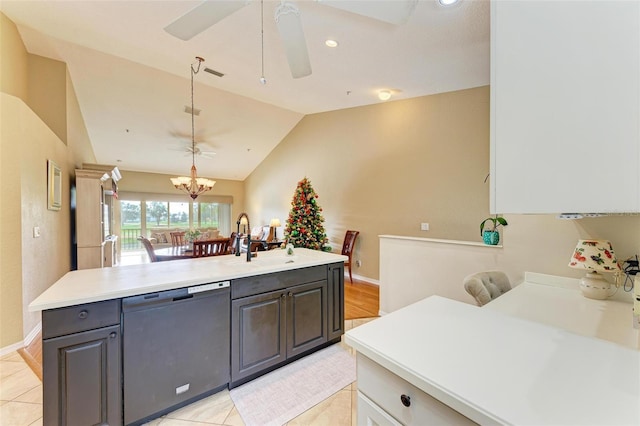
[109,332,117,339]
[400,394,411,407]
[78,310,89,319]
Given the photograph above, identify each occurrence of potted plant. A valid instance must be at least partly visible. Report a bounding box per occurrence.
[185,229,201,250]
[480,215,508,245]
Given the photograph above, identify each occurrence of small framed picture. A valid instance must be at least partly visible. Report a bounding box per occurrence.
[48,160,62,211]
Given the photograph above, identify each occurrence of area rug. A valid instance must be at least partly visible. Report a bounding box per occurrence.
[229,344,356,426]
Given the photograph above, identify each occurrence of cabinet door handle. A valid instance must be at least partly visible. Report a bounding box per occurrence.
[281,293,286,299]
[288,291,293,297]
[109,332,117,339]
[78,310,88,319]
[400,394,411,407]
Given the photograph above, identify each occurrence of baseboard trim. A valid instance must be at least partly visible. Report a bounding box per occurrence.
[24,322,41,347]
[0,341,24,357]
[0,322,42,358]
[345,273,380,286]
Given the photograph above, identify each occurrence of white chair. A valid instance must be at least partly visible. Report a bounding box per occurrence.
[463,270,511,306]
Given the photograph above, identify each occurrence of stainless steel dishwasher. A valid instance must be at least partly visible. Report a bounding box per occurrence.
[122,281,230,425]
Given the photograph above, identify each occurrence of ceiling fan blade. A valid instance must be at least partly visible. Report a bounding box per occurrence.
[165,0,250,41]
[274,2,312,79]
[315,0,418,25]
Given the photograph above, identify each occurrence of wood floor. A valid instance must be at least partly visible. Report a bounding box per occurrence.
[344,278,379,320]
[19,276,379,379]
[18,334,42,381]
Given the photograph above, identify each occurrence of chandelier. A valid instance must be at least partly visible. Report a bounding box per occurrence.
[170,56,215,200]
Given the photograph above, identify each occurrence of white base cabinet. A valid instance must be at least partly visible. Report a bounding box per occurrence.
[357,392,401,426]
[356,353,475,425]
[491,0,640,213]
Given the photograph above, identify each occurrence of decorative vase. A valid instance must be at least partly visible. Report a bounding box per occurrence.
[483,231,500,245]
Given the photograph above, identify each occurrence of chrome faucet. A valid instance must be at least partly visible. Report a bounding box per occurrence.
[235,212,252,262]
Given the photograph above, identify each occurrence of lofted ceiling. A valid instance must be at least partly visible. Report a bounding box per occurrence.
[0,0,489,181]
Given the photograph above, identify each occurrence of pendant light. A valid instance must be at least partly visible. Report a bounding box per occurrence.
[170,57,216,200]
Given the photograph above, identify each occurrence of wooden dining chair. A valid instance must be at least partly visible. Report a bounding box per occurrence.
[193,238,231,257]
[170,231,186,247]
[342,230,359,283]
[138,236,158,263]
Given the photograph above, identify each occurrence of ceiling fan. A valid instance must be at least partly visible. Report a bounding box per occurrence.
[170,139,217,159]
[164,0,418,79]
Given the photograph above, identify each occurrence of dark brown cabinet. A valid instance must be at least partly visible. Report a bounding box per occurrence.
[327,263,345,341]
[230,263,344,387]
[286,280,328,357]
[40,260,345,423]
[231,280,328,385]
[42,300,121,426]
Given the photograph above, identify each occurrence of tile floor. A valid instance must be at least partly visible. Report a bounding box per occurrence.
[0,318,375,426]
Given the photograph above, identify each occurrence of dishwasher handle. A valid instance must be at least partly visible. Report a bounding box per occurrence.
[122,281,229,312]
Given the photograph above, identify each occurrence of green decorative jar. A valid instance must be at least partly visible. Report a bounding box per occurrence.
[483,231,500,245]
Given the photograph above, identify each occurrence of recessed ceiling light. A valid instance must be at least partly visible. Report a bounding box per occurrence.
[378,90,392,101]
[438,0,460,5]
[325,39,338,48]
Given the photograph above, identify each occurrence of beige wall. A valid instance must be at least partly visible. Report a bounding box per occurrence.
[12,93,72,337]
[245,87,492,280]
[28,54,68,144]
[1,13,95,348]
[0,13,29,347]
[0,13,27,100]
[246,86,640,283]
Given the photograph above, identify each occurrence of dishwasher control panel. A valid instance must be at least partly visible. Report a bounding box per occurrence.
[188,281,230,294]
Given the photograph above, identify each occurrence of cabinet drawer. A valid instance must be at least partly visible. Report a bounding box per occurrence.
[43,300,120,339]
[231,265,326,299]
[357,353,476,425]
[357,391,401,426]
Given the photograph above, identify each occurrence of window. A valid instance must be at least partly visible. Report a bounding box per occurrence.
[118,194,232,251]
[169,202,190,228]
[197,202,218,228]
[120,201,141,250]
[146,201,169,228]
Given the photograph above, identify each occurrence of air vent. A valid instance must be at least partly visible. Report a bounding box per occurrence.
[204,67,224,77]
[184,106,201,116]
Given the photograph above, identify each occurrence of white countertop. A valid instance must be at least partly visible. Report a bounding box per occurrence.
[30,248,347,311]
[486,273,639,351]
[345,277,640,425]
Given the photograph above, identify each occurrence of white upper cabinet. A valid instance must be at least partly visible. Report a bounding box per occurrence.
[491,0,640,213]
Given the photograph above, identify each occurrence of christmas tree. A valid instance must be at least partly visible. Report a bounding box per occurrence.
[285,177,329,250]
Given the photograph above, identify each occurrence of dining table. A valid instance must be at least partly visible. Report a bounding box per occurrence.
[153,246,197,261]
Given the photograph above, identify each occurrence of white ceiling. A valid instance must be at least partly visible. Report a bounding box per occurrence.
[0,0,489,181]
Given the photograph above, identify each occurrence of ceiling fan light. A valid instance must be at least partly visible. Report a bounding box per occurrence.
[378,90,392,101]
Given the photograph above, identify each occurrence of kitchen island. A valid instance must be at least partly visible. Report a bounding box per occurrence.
[345,273,639,425]
[30,248,347,426]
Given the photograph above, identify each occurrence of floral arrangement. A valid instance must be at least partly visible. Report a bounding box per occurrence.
[185,228,201,242]
[285,177,328,251]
